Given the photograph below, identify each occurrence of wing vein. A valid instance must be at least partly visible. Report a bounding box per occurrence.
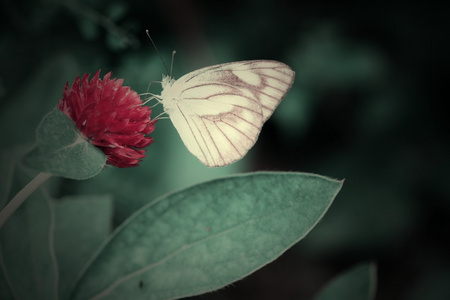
[162,60,294,167]
[200,118,222,165]
[177,104,211,165]
[263,74,292,86]
[215,122,242,157]
[220,119,256,142]
[229,113,260,130]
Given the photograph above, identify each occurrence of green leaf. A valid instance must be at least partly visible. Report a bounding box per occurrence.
[0,174,58,300]
[55,195,113,300]
[71,172,342,300]
[0,264,14,300]
[314,262,377,300]
[0,158,113,300]
[23,109,106,180]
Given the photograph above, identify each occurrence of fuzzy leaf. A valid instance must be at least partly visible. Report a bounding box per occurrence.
[71,172,342,300]
[23,109,106,180]
[0,155,113,300]
[314,262,377,300]
[55,195,113,300]
[0,174,58,300]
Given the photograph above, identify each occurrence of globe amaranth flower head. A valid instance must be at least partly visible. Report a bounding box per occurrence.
[59,70,156,168]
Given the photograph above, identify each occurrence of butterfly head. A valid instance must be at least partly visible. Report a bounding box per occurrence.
[161,75,175,90]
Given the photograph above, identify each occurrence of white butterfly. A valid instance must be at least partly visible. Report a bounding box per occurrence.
[159,60,295,167]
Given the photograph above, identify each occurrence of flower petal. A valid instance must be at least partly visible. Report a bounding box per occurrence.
[58,71,155,168]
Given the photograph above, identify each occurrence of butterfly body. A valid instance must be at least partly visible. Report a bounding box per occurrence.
[160,60,294,167]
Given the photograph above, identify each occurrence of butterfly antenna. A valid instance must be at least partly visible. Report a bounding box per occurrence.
[170,50,176,77]
[145,29,170,75]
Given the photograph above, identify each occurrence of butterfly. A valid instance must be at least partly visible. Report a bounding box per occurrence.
[158,60,295,167]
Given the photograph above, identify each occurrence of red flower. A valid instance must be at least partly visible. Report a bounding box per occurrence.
[59,70,156,168]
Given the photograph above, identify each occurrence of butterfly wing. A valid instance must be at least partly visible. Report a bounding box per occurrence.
[162,60,295,167]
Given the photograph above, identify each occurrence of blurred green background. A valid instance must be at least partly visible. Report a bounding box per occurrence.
[1,0,449,299]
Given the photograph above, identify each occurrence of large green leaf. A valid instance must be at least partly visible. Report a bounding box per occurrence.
[71,172,342,300]
[0,172,58,300]
[0,159,113,300]
[314,262,377,300]
[23,109,106,180]
[55,195,113,300]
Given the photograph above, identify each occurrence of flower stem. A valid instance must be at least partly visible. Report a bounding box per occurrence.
[0,172,52,230]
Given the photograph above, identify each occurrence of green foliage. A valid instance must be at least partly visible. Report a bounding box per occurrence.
[314,262,377,300]
[71,172,341,299]
[54,196,113,300]
[0,162,113,300]
[0,183,58,300]
[1,163,341,300]
[1,0,448,298]
[23,109,106,180]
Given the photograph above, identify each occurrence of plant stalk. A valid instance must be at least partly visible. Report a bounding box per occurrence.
[0,172,52,230]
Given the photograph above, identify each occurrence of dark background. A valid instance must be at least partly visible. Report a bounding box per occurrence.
[1,0,449,299]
